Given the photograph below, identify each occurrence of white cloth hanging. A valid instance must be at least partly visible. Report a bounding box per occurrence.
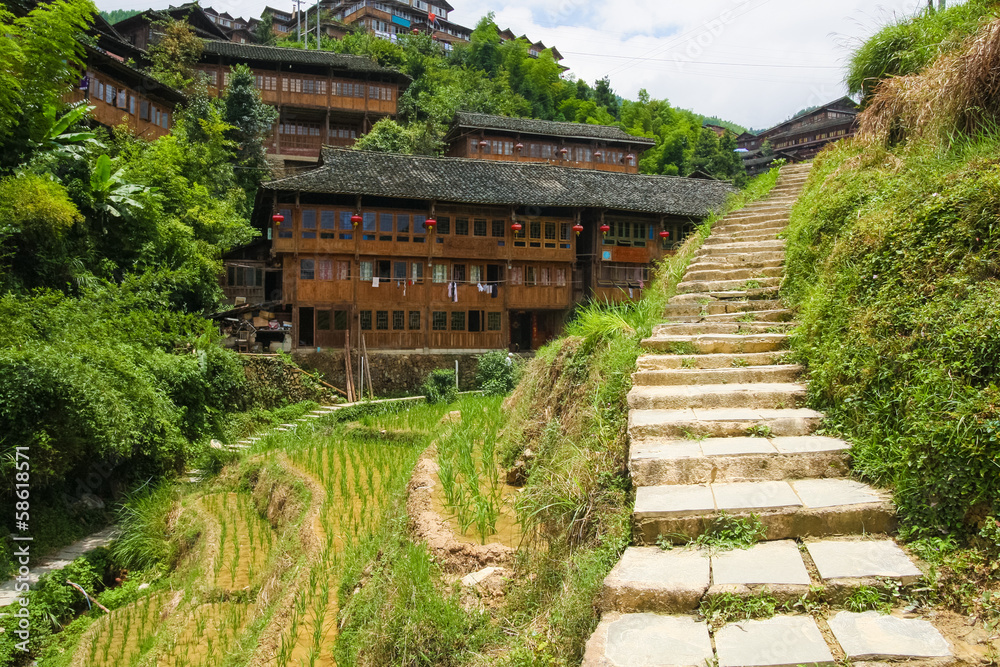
[372,277,379,287]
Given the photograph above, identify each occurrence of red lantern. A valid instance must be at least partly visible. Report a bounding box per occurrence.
[412,27,419,34]
[659,230,670,240]
[272,213,284,225]
[511,222,523,233]
[425,217,436,230]
[351,213,363,227]
[514,143,524,151]
[479,139,489,148]
[600,223,611,235]
[572,223,584,236]
[559,147,569,154]
[593,150,603,158]
[626,153,635,162]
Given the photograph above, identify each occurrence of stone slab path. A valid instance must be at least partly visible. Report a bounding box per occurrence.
[583,165,956,666]
[0,526,117,607]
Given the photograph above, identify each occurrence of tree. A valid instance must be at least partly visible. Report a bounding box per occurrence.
[147,18,204,90]
[255,11,276,45]
[354,119,411,153]
[594,77,620,119]
[689,127,720,176]
[222,64,279,195]
[467,14,502,76]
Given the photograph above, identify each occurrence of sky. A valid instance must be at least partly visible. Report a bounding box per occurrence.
[97,0,961,130]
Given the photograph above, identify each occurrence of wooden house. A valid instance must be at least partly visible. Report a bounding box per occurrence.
[70,19,186,140]
[318,0,471,50]
[195,41,411,166]
[740,97,859,174]
[444,113,655,175]
[114,3,231,50]
[235,147,733,353]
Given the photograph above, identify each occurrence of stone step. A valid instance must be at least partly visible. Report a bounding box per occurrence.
[636,351,793,370]
[650,322,792,337]
[632,478,896,544]
[628,407,824,440]
[664,300,785,317]
[694,240,786,255]
[627,383,808,410]
[686,257,784,272]
[628,435,850,485]
[715,616,835,667]
[677,277,782,294]
[828,611,952,662]
[703,230,782,244]
[641,333,789,355]
[682,266,784,282]
[582,613,714,667]
[713,216,789,229]
[632,364,804,386]
[692,309,794,324]
[669,287,780,303]
[805,538,924,589]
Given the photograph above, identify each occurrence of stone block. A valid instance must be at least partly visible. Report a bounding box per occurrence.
[806,540,922,583]
[715,616,835,667]
[711,541,810,586]
[828,611,952,660]
[583,612,714,667]
[601,547,710,612]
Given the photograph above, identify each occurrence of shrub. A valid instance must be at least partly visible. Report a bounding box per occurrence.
[421,368,457,404]
[475,350,518,396]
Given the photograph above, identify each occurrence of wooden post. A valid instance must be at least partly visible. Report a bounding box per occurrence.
[344,330,356,402]
[361,334,374,399]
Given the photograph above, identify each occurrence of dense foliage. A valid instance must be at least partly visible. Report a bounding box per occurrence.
[846,0,999,100]
[278,14,747,180]
[786,11,1000,536]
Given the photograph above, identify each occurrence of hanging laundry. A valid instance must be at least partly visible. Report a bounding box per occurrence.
[628,288,634,298]
[447,282,453,299]
[372,277,379,288]
[453,282,459,303]
[491,283,498,298]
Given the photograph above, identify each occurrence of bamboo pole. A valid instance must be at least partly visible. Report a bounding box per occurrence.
[361,335,374,399]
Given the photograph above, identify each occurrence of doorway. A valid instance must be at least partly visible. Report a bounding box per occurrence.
[299,307,315,347]
[510,311,532,352]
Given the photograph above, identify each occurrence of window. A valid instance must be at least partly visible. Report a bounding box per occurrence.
[491,219,505,238]
[433,264,447,283]
[277,208,292,238]
[560,223,571,241]
[393,261,407,280]
[510,267,523,285]
[414,215,427,235]
[452,264,466,282]
[317,310,332,330]
[455,218,469,236]
[360,311,372,330]
[300,259,315,280]
[437,217,451,235]
[432,311,447,330]
[376,260,391,280]
[451,311,466,331]
[488,312,501,331]
[360,261,373,280]
[409,311,421,330]
[340,211,355,233]
[470,265,482,283]
[555,268,567,287]
[376,311,389,330]
[474,219,487,237]
[302,210,317,238]
[530,221,541,239]
[363,212,377,238]
[336,261,351,280]
[379,212,393,234]
[525,266,536,286]
[129,96,135,115]
[397,214,410,234]
[388,310,404,330]
[411,263,423,282]
[321,211,337,238]
[318,259,333,280]
[139,100,150,121]
[540,268,550,286]
[545,222,556,240]
[334,310,349,330]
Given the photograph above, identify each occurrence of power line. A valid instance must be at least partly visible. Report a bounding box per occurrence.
[564,52,842,69]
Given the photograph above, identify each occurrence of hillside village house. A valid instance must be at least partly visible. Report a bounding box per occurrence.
[71,17,186,140]
[194,41,410,167]
[223,140,732,354]
[739,97,859,174]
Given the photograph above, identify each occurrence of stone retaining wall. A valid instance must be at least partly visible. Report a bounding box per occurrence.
[294,350,489,395]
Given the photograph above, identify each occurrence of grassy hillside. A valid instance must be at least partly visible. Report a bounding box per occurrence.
[785,14,1000,539]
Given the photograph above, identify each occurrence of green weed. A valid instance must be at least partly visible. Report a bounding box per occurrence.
[731,357,750,367]
[845,586,892,613]
[746,424,773,438]
[694,512,767,552]
[702,592,777,625]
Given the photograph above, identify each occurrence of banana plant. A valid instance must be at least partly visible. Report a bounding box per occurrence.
[89,154,147,218]
[33,102,102,160]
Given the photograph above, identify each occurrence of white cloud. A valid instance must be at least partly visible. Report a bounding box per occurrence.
[99,0,956,129]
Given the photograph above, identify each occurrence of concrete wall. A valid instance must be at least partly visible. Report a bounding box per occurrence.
[293,350,487,395]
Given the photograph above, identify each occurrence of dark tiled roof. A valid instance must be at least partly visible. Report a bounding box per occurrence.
[262,148,735,217]
[451,112,656,146]
[766,116,857,142]
[200,41,411,82]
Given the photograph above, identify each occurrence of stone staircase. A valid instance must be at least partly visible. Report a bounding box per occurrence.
[583,164,956,667]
